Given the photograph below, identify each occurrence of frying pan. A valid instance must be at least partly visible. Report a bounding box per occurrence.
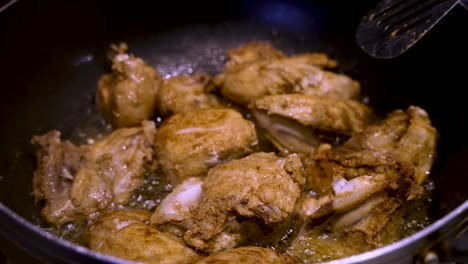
[0,0,467,263]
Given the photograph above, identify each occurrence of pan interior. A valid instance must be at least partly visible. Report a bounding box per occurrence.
[0,0,467,261]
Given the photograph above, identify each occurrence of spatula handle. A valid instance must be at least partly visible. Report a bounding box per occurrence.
[460,0,468,11]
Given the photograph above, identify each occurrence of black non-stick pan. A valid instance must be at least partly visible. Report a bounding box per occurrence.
[0,0,467,263]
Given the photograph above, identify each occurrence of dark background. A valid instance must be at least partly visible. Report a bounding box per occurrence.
[0,0,467,263]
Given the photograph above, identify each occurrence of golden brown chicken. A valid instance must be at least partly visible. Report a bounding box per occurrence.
[224,42,286,70]
[289,106,437,260]
[96,43,162,127]
[32,121,157,224]
[87,210,202,264]
[223,42,336,72]
[31,131,86,224]
[184,152,305,253]
[157,73,220,116]
[155,108,258,185]
[220,47,359,106]
[289,152,416,262]
[251,94,374,155]
[71,120,157,214]
[345,106,438,185]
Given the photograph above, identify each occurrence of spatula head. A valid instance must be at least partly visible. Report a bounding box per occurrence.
[356,0,460,59]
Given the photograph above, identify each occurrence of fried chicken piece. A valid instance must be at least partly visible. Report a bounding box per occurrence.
[196,246,296,264]
[225,42,336,71]
[71,120,157,214]
[97,43,162,127]
[87,210,201,264]
[31,121,157,224]
[346,106,438,184]
[221,54,359,106]
[184,152,305,253]
[291,160,414,261]
[156,108,258,185]
[157,73,221,116]
[215,42,292,89]
[252,94,373,155]
[31,131,86,224]
[225,42,285,69]
[253,94,372,134]
[295,107,436,248]
[298,146,415,224]
[290,191,406,260]
[303,105,436,199]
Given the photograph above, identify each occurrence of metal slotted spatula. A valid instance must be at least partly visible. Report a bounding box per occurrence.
[356,0,468,59]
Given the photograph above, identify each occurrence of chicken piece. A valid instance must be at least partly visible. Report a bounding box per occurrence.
[302,105,436,197]
[87,210,201,264]
[225,42,337,71]
[97,43,162,127]
[346,106,438,185]
[291,191,405,260]
[184,152,305,253]
[71,120,157,214]
[156,108,258,185]
[294,108,434,246]
[290,188,411,262]
[213,42,287,88]
[301,145,415,215]
[295,193,409,261]
[31,121,157,224]
[253,95,372,134]
[221,54,360,106]
[252,94,373,155]
[225,42,285,69]
[87,210,152,250]
[196,246,296,264]
[292,143,427,261]
[150,177,203,237]
[31,131,86,224]
[157,73,221,116]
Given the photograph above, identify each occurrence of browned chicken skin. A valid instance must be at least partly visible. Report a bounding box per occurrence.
[225,42,286,69]
[97,43,162,128]
[156,108,258,185]
[252,94,374,155]
[157,73,221,116]
[32,121,157,224]
[345,106,438,185]
[87,210,202,264]
[224,42,336,72]
[253,94,373,134]
[32,131,86,224]
[71,120,157,213]
[220,42,359,106]
[184,152,305,253]
[290,106,437,259]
